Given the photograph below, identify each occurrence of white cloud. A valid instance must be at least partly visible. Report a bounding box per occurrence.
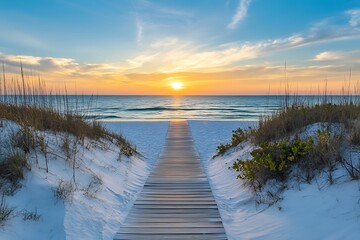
[127,21,360,73]
[313,50,360,62]
[136,18,144,44]
[160,42,260,72]
[313,52,342,61]
[0,53,77,71]
[0,52,124,78]
[126,53,158,69]
[2,11,360,84]
[227,0,252,29]
[347,9,360,27]
[123,12,360,72]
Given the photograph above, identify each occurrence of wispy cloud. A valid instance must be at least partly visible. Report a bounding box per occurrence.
[136,0,191,18]
[0,53,77,72]
[2,7,360,94]
[347,9,360,27]
[1,51,359,95]
[227,0,252,29]
[136,18,144,44]
[125,19,360,73]
[125,63,360,95]
[313,51,342,61]
[313,50,360,62]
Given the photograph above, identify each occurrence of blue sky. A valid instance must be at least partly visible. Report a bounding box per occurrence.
[0,0,360,94]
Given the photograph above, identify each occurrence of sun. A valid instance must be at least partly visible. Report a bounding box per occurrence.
[170,82,183,90]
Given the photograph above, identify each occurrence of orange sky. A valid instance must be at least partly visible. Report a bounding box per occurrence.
[34,65,357,95]
[1,1,360,95]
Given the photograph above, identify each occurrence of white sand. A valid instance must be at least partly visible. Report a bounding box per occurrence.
[1,120,359,240]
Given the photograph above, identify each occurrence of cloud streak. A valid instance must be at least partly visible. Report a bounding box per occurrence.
[136,18,144,44]
[125,18,360,73]
[347,9,360,27]
[1,51,359,95]
[227,0,252,29]
[313,50,360,63]
[1,8,360,94]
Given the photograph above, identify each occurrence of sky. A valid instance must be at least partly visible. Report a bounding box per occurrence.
[0,0,360,95]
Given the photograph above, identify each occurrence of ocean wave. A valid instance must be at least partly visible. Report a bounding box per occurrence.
[84,115,121,119]
[126,107,240,112]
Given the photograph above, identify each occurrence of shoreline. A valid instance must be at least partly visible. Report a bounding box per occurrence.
[99,119,260,122]
[1,118,359,239]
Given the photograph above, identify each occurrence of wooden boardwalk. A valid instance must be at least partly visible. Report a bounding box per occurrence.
[115,121,226,240]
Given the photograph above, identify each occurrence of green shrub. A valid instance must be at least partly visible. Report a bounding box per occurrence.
[232,136,314,189]
[231,128,248,146]
[300,130,342,184]
[215,143,230,156]
[232,128,344,190]
[214,128,248,157]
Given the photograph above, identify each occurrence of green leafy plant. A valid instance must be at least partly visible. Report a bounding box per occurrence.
[232,136,314,189]
[305,129,341,184]
[214,128,248,157]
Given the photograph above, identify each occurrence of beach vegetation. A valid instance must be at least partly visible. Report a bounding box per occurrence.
[0,65,136,154]
[54,179,75,202]
[0,65,137,225]
[214,128,249,157]
[0,150,28,192]
[232,135,314,190]
[253,103,360,144]
[217,93,360,203]
[0,194,14,225]
[21,208,41,221]
[83,174,103,198]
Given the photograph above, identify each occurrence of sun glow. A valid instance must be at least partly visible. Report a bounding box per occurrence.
[170,81,183,90]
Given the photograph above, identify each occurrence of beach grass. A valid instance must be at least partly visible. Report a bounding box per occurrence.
[253,102,360,144]
[0,65,136,204]
[215,85,360,201]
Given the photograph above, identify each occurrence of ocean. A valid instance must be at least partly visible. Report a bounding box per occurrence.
[3,95,353,121]
[76,95,348,121]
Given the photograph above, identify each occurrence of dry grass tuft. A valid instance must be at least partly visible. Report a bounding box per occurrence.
[254,103,360,144]
[220,101,360,197]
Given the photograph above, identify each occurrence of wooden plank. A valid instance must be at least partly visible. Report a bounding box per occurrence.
[114,233,227,240]
[124,217,223,223]
[132,205,219,209]
[117,227,226,234]
[115,121,226,239]
[138,197,216,201]
[128,208,222,214]
[121,222,224,228]
[126,214,222,219]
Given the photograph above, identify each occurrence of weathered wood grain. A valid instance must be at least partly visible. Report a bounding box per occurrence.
[115,121,226,239]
